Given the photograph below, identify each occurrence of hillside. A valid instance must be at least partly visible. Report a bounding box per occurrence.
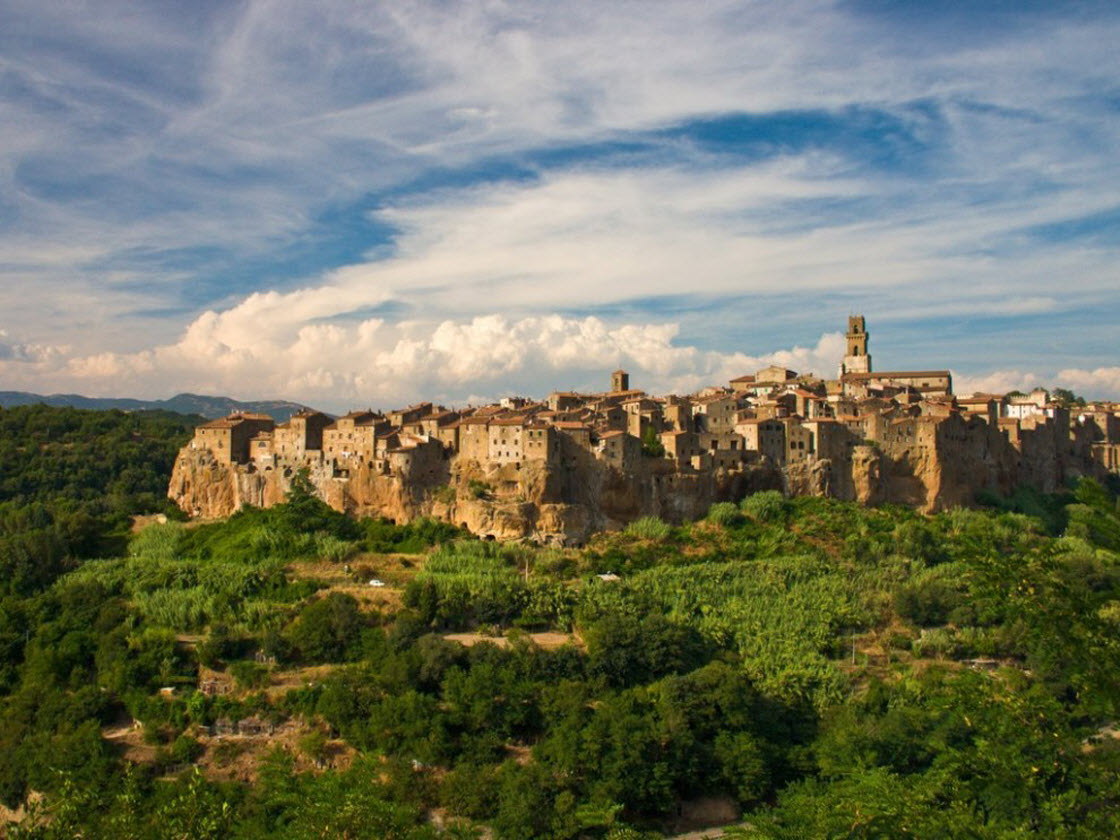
[0,391,316,422]
[0,404,199,595]
[2,405,1120,838]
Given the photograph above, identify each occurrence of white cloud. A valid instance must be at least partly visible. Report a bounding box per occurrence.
[954,367,1120,401]
[953,370,1046,397]
[0,311,845,411]
[1055,367,1120,399]
[0,329,68,365]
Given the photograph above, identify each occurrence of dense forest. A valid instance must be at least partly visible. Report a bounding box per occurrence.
[1,405,1119,838]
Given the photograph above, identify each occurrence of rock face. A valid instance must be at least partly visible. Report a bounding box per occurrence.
[169,407,1109,542]
[168,447,782,545]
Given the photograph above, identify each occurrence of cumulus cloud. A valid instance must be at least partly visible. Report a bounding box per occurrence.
[954,367,1120,401]
[0,330,68,364]
[1055,367,1120,399]
[953,370,1047,397]
[0,311,845,411]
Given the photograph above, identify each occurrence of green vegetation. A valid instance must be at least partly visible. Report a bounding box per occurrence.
[0,405,197,595]
[640,425,664,457]
[2,405,1120,837]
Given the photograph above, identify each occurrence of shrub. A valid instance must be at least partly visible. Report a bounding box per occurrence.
[892,521,948,565]
[286,592,365,662]
[641,426,665,457]
[707,502,743,527]
[128,523,183,562]
[170,734,204,765]
[741,491,789,523]
[229,660,271,690]
[315,534,358,563]
[624,516,672,541]
[197,623,249,668]
[894,578,962,627]
[431,485,456,504]
[299,730,329,762]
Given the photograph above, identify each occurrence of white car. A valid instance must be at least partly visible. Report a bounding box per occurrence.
[368,578,385,587]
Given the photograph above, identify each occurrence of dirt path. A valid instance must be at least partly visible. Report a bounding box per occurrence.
[443,631,582,650]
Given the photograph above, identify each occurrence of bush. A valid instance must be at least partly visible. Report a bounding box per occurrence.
[128,523,183,562]
[286,592,366,662]
[624,516,672,541]
[169,734,204,765]
[229,660,271,690]
[641,426,665,457]
[196,623,251,668]
[707,502,743,527]
[431,485,456,504]
[895,578,962,627]
[741,491,788,523]
[315,534,358,563]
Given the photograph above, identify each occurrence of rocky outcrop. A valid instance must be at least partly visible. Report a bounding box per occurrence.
[170,410,1111,539]
[169,446,784,545]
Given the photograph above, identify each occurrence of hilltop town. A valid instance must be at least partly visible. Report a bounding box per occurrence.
[169,317,1120,543]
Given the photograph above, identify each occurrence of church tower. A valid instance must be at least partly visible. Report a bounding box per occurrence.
[611,369,630,392]
[840,315,871,376]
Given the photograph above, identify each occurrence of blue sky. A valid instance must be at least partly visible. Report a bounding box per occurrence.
[1,0,1118,410]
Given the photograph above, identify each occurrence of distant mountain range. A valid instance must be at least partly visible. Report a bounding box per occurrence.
[0,391,318,422]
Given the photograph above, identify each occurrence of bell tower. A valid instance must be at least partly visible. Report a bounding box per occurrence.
[840,315,871,376]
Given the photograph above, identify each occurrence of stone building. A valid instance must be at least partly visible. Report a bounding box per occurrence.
[611,369,630,393]
[840,315,872,376]
[489,416,527,464]
[192,413,275,464]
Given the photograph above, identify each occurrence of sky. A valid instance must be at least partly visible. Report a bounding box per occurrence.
[1,0,1118,413]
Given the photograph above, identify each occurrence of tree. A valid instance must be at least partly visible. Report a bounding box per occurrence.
[1050,387,1085,408]
[286,593,365,662]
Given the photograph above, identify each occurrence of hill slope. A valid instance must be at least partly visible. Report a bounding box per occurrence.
[0,391,316,421]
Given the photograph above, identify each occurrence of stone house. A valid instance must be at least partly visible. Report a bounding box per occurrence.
[693,392,740,433]
[660,430,699,463]
[323,410,386,462]
[596,430,642,469]
[489,416,527,464]
[388,402,433,427]
[458,416,492,463]
[736,418,786,463]
[191,413,274,464]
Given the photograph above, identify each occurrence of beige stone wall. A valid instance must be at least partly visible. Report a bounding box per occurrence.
[458,422,490,462]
